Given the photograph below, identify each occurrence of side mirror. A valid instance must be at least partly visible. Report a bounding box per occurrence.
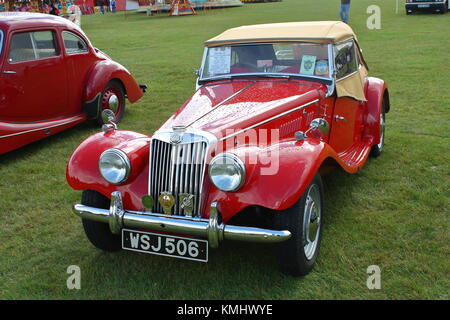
[309,118,330,136]
[101,109,117,132]
[193,69,201,77]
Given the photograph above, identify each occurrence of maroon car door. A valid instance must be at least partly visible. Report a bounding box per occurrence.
[1,29,68,121]
[60,30,97,115]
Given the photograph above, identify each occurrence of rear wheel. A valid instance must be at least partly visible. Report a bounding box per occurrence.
[96,80,126,126]
[81,190,121,252]
[274,174,324,277]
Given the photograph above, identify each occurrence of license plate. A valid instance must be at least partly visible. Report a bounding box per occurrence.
[418,4,430,8]
[122,229,208,262]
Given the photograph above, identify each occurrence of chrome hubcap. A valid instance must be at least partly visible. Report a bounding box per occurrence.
[303,184,321,260]
[108,94,119,113]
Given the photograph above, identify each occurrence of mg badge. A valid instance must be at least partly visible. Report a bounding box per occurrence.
[179,193,195,217]
[159,191,175,215]
[170,125,186,144]
[170,132,183,144]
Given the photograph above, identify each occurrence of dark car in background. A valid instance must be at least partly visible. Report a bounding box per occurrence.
[405,0,449,14]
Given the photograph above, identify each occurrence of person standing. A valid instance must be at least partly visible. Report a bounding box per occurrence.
[340,0,351,24]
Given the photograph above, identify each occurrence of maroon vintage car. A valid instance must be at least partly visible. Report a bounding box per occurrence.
[68,22,390,276]
[0,12,145,154]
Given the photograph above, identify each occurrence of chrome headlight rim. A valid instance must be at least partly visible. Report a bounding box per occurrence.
[98,148,131,185]
[208,153,246,192]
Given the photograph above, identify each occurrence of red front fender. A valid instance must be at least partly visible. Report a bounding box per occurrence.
[66,130,150,210]
[204,139,343,222]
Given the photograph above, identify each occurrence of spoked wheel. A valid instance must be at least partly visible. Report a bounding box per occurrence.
[275,174,324,277]
[370,99,386,157]
[96,80,125,126]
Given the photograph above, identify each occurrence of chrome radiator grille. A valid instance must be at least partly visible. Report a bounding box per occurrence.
[149,138,208,217]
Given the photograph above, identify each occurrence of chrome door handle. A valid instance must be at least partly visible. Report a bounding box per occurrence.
[334,115,347,121]
[3,71,16,74]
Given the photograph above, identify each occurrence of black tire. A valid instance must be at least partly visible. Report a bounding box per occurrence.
[96,80,126,126]
[274,174,324,277]
[406,9,412,15]
[370,97,387,158]
[81,190,121,252]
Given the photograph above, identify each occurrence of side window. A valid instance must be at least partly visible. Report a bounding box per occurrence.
[0,30,4,56]
[33,31,58,59]
[9,32,35,63]
[8,31,58,63]
[62,31,88,55]
[334,40,358,79]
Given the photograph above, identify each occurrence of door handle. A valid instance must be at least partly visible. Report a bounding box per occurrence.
[2,71,16,74]
[334,115,347,122]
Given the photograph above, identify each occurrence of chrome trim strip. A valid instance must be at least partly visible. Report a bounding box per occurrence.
[187,81,256,127]
[219,98,320,141]
[0,117,83,139]
[73,192,291,248]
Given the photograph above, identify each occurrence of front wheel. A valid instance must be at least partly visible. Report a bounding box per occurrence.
[274,174,324,277]
[96,80,126,126]
[81,190,121,252]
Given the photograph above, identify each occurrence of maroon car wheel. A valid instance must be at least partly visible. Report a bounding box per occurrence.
[97,80,126,125]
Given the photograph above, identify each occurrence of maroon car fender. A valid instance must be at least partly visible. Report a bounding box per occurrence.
[363,77,389,147]
[83,60,144,109]
[66,130,150,210]
[204,139,345,222]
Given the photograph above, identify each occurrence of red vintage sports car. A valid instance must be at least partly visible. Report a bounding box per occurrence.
[68,21,390,276]
[0,12,145,154]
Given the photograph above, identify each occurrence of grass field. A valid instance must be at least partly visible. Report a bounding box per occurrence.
[0,0,449,299]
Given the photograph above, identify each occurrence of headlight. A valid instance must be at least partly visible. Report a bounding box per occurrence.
[208,153,245,192]
[98,149,131,184]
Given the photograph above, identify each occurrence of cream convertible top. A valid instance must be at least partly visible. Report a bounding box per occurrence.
[205,21,368,101]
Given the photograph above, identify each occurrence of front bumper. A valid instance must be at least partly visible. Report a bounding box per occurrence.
[72,191,291,248]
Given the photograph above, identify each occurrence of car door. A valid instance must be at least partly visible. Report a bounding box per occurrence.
[328,39,362,154]
[60,30,97,115]
[1,29,68,122]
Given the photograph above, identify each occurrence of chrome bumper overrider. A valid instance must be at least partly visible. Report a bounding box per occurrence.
[72,191,291,248]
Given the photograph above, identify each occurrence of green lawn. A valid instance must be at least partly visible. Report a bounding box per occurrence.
[0,0,449,299]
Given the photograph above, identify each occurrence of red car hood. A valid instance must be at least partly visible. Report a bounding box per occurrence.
[161,79,324,138]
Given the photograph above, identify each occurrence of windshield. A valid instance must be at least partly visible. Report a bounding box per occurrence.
[201,42,330,80]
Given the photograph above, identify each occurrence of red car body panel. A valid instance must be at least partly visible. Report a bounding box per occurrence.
[0,13,144,154]
[67,74,388,223]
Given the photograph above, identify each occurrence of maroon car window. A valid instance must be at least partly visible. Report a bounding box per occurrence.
[62,31,88,55]
[8,31,58,63]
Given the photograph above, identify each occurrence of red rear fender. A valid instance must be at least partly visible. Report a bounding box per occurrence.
[84,60,144,104]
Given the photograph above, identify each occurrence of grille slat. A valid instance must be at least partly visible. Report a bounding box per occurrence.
[150,139,207,217]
